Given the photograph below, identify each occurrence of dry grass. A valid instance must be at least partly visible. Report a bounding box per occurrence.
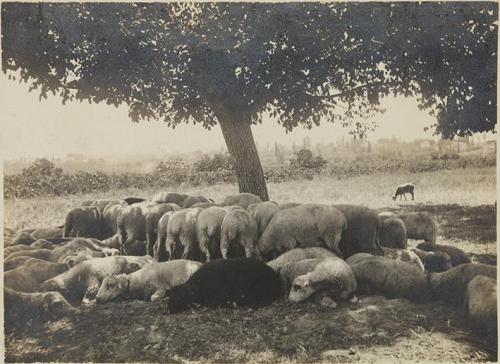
[4,166,495,230]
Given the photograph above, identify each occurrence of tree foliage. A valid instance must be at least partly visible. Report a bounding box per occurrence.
[2,2,496,138]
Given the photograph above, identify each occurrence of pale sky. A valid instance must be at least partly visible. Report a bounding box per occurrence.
[0,72,449,160]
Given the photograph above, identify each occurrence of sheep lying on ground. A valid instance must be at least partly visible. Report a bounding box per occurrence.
[381,247,425,272]
[5,258,67,292]
[465,275,497,345]
[288,257,357,305]
[5,288,75,333]
[427,263,496,305]
[267,247,337,274]
[417,242,471,267]
[40,255,154,304]
[96,260,202,303]
[410,248,452,273]
[346,253,428,302]
[166,258,282,313]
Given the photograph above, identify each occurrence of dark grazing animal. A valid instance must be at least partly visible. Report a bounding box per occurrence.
[166,258,283,313]
[392,183,415,201]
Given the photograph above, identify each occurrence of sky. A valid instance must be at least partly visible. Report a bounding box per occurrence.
[0,72,481,161]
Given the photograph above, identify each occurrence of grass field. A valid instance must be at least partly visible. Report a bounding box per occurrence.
[4,166,496,230]
[3,166,497,363]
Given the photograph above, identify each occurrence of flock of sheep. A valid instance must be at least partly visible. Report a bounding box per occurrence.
[4,191,497,348]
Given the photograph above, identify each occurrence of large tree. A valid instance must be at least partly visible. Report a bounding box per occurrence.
[2,2,497,200]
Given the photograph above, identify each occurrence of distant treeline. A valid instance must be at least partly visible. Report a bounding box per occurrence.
[4,151,495,199]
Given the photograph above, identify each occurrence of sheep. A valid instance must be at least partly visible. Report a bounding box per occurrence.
[278,202,303,210]
[7,238,105,264]
[117,203,149,255]
[258,204,346,260]
[464,275,497,345]
[334,204,385,258]
[417,242,471,267]
[151,192,189,206]
[220,208,259,259]
[196,206,228,261]
[398,212,437,243]
[252,201,280,238]
[378,216,407,249]
[166,208,203,261]
[279,258,323,295]
[101,203,126,239]
[409,248,452,272]
[267,247,338,274]
[30,226,64,240]
[154,211,175,262]
[182,195,212,208]
[288,257,357,304]
[346,253,429,302]
[145,203,181,257]
[5,288,75,333]
[5,256,33,271]
[64,206,102,239]
[165,258,283,313]
[222,193,262,209]
[123,197,146,205]
[5,258,68,292]
[392,183,415,201]
[95,260,202,303]
[427,263,496,305]
[381,247,425,272]
[40,255,154,304]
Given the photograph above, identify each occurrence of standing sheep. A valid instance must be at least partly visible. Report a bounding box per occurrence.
[378,216,408,249]
[101,203,126,239]
[151,192,189,206]
[392,183,415,201]
[145,203,181,257]
[398,212,437,243]
[334,205,384,258]
[220,208,259,259]
[196,206,228,261]
[166,208,203,261]
[252,201,279,238]
[222,193,262,209]
[64,206,102,239]
[154,211,175,262]
[117,203,149,255]
[182,195,212,208]
[258,204,346,259]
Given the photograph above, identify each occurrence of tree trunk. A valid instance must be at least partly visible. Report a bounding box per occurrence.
[215,109,269,201]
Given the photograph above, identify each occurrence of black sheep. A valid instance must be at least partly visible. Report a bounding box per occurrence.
[166,258,283,313]
[417,242,471,267]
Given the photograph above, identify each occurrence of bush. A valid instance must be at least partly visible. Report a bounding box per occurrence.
[3,153,496,199]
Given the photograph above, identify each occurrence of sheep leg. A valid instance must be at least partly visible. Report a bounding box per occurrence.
[411,192,414,200]
[150,288,167,302]
[165,237,177,261]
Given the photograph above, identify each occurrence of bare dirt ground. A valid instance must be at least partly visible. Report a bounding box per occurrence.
[4,204,497,363]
